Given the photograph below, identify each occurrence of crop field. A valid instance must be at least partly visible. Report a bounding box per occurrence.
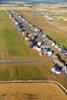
[18,10,67,48]
[0,82,67,100]
[0,10,67,90]
[50,19,67,31]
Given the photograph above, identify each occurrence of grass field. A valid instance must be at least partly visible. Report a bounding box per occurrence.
[0,62,67,89]
[0,11,39,59]
[18,10,67,48]
[0,64,45,80]
[0,10,51,81]
[0,11,67,89]
[51,20,67,31]
[0,82,67,100]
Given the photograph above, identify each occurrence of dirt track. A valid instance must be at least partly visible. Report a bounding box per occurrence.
[0,57,44,64]
[0,82,67,100]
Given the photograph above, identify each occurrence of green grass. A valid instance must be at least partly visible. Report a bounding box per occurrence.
[0,11,38,59]
[0,65,45,81]
[0,69,10,81]
[18,10,67,48]
[16,66,44,80]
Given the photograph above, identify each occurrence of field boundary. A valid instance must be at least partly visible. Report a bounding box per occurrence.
[0,57,44,64]
[0,80,67,95]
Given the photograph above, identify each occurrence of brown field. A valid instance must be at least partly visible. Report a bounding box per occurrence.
[0,82,67,100]
[53,20,67,31]
[18,9,67,47]
[33,4,67,32]
[0,4,31,10]
[33,4,67,11]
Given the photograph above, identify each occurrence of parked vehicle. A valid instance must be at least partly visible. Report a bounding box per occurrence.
[61,48,67,56]
[52,63,63,74]
[41,46,53,57]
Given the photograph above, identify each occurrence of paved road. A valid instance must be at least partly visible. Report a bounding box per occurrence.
[9,10,44,42]
[7,10,67,66]
[0,11,46,65]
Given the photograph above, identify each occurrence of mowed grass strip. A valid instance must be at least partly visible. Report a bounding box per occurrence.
[0,62,67,89]
[18,10,67,48]
[0,11,38,59]
[0,65,44,81]
[0,69,10,81]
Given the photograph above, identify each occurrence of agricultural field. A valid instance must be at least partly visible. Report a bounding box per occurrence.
[0,10,67,90]
[0,10,51,81]
[0,4,31,10]
[50,20,67,31]
[0,62,67,89]
[18,9,67,48]
[0,82,67,100]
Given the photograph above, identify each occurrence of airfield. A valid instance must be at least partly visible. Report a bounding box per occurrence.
[0,3,67,97]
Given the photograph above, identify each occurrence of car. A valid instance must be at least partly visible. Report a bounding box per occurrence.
[41,46,54,56]
[30,39,38,46]
[41,46,53,52]
[18,22,24,28]
[61,48,67,56]
[52,63,62,74]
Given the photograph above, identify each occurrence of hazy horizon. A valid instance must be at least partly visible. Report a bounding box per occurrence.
[0,0,67,4]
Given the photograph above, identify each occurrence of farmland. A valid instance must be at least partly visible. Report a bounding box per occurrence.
[0,11,39,59]
[0,62,67,89]
[18,8,67,48]
[0,7,67,90]
[0,10,51,81]
[0,82,67,100]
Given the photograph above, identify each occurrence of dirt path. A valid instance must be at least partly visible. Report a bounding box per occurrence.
[0,57,44,64]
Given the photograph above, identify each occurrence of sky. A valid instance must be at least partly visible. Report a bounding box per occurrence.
[0,0,67,3]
